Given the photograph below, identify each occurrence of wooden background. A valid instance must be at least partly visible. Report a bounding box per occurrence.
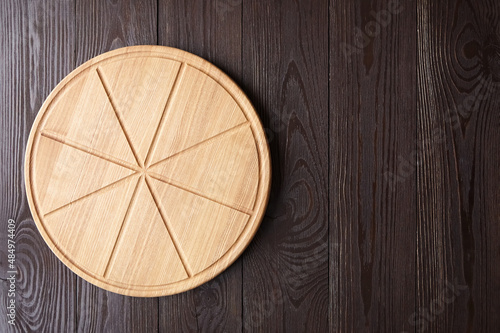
[1,0,499,332]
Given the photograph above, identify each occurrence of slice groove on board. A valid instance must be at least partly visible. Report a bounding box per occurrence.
[98,58,182,161]
[149,177,249,275]
[42,69,137,164]
[105,179,189,286]
[148,65,247,165]
[42,175,140,277]
[32,135,136,214]
[148,123,259,211]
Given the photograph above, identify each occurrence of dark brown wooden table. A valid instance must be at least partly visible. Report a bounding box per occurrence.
[1,0,499,332]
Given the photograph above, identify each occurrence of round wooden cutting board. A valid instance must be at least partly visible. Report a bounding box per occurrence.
[24,45,271,297]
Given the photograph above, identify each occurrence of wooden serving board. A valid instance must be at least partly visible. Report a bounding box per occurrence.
[24,45,271,297]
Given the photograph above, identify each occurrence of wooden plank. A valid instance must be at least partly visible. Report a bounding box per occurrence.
[0,1,30,332]
[157,0,244,331]
[330,0,417,331]
[0,0,77,331]
[242,0,329,331]
[75,0,157,66]
[417,0,500,331]
[74,0,159,331]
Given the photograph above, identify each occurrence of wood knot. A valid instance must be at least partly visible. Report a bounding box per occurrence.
[482,37,500,81]
[196,287,219,308]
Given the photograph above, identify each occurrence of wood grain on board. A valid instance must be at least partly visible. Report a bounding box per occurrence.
[0,0,77,332]
[25,46,270,297]
[242,0,329,331]
[417,0,500,331]
[329,0,417,331]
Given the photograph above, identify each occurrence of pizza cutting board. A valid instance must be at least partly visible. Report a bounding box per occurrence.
[24,45,271,297]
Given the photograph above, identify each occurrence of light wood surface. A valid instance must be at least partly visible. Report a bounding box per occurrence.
[24,45,271,297]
